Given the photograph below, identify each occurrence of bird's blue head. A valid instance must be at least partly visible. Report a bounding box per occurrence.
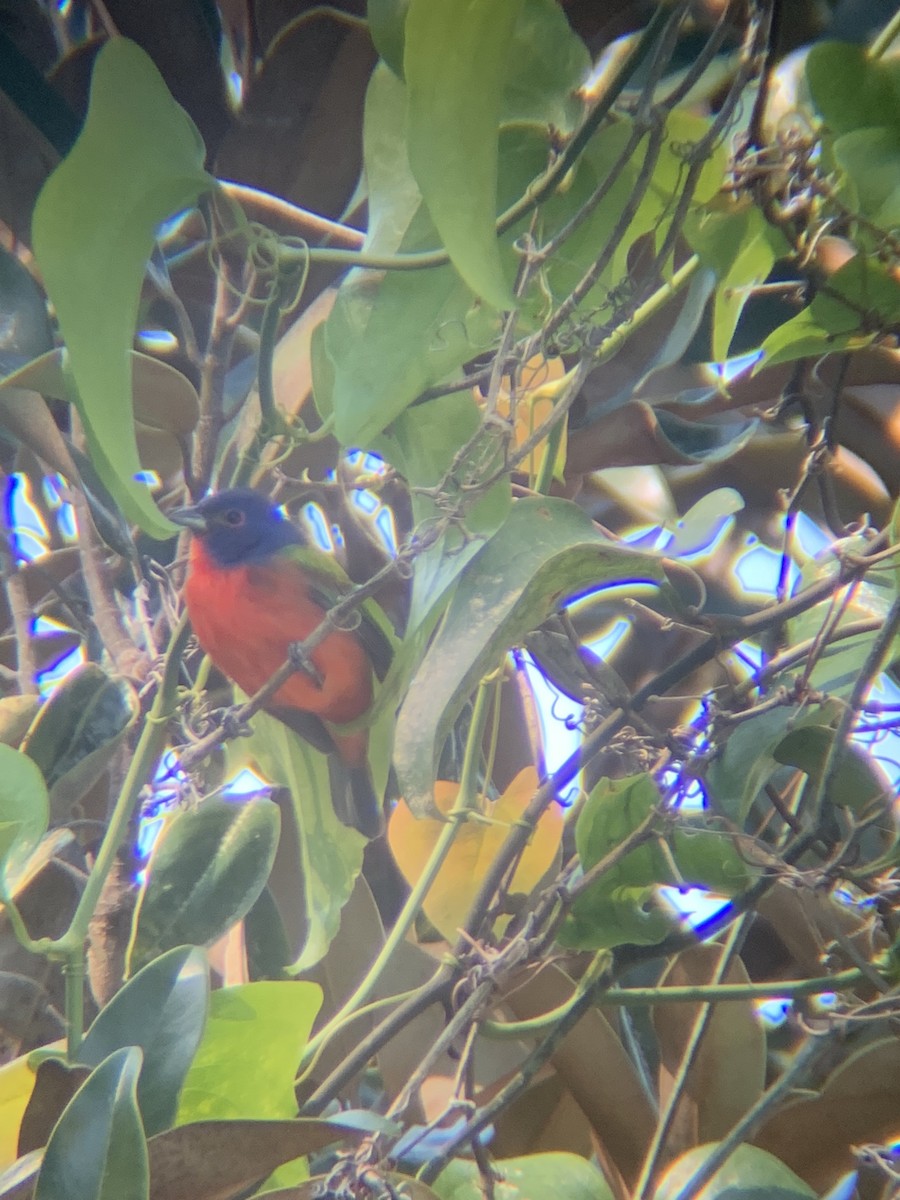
[170,488,302,567]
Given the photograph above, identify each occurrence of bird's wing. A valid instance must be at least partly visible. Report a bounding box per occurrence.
[285,547,397,682]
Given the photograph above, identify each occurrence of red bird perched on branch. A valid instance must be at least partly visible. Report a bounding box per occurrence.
[171,488,393,836]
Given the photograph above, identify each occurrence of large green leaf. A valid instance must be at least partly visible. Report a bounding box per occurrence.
[319,37,585,446]
[435,1153,613,1200]
[371,0,589,134]
[560,773,755,951]
[758,255,900,370]
[833,127,900,230]
[373,390,511,634]
[499,0,589,132]
[704,698,869,825]
[404,0,523,310]
[0,745,49,901]
[394,499,665,813]
[78,947,209,1137]
[246,714,366,972]
[129,797,280,971]
[685,199,787,360]
[653,1143,815,1200]
[22,664,138,819]
[320,88,549,447]
[368,0,410,77]
[806,42,900,137]
[559,773,671,951]
[35,1047,148,1200]
[705,705,799,825]
[176,981,322,1122]
[785,553,893,698]
[774,724,892,815]
[31,38,211,539]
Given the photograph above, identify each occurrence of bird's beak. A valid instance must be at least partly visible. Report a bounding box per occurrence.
[168,504,208,534]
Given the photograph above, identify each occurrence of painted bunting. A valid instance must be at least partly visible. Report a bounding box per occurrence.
[171,488,393,835]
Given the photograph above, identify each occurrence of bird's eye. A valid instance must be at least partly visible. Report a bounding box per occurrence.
[223,509,245,527]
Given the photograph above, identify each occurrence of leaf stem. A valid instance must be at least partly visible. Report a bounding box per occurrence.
[633,918,749,1200]
[482,966,866,1039]
[870,8,900,58]
[63,953,85,1059]
[45,615,190,975]
[299,678,494,1068]
[481,950,610,1039]
[278,4,675,278]
[672,1031,836,1200]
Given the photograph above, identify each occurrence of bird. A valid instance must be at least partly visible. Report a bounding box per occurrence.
[170,487,393,836]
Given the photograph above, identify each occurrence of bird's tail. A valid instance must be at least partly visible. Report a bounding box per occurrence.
[328,758,384,838]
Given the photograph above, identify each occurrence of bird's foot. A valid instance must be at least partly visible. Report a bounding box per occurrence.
[218,707,253,740]
[288,640,324,687]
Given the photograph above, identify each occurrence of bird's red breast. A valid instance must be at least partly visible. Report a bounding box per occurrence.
[184,539,372,766]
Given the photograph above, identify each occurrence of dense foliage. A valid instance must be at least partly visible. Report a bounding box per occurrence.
[0,1,898,1198]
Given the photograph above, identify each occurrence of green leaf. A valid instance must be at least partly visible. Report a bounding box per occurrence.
[129,797,280,971]
[435,1153,613,1200]
[705,705,798,824]
[667,489,744,556]
[321,72,548,445]
[31,38,211,539]
[758,254,900,370]
[78,947,209,1137]
[806,42,900,137]
[559,774,671,951]
[395,500,665,813]
[361,64,424,258]
[705,699,855,824]
[685,199,787,360]
[833,126,900,229]
[176,981,322,1123]
[500,0,590,132]
[653,1142,815,1200]
[245,887,292,981]
[0,745,49,900]
[368,0,410,78]
[321,200,497,450]
[652,110,728,207]
[774,724,892,814]
[785,551,894,698]
[373,390,511,634]
[560,773,754,951]
[669,819,755,894]
[246,714,366,972]
[404,0,522,310]
[35,1047,148,1200]
[536,119,647,315]
[22,664,138,819]
[371,0,589,133]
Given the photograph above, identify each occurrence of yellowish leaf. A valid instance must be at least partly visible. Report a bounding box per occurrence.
[387,767,563,940]
[0,1052,37,1167]
[484,356,573,484]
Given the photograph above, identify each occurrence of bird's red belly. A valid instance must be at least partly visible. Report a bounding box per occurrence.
[185,555,373,728]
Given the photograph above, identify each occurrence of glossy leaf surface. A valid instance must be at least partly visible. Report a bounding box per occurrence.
[395,499,664,813]
[176,981,321,1122]
[35,1048,148,1200]
[79,947,209,1137]
[130,798,280,971]
[31,38,211,537]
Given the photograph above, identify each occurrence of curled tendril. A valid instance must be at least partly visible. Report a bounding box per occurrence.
[333,608,362,633]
